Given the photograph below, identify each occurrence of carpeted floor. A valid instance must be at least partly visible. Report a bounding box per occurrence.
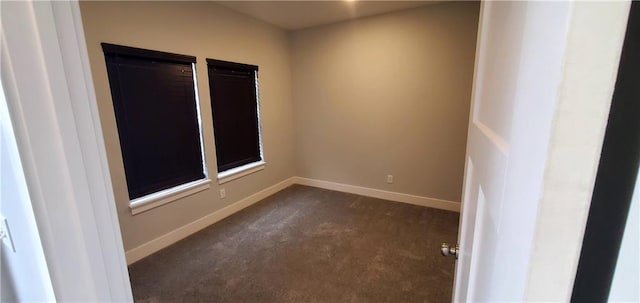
[129,185,459,303]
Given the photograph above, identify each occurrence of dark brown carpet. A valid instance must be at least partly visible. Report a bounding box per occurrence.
[129,185,459,303]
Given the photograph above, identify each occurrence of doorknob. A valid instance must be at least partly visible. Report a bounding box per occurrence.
[441,242,459,259]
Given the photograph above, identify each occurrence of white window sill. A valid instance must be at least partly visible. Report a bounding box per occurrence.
[129,179,211,215]
[217,161,265,184]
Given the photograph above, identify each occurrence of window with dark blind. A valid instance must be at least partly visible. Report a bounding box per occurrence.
[102,43,205,200]
[207,59,263,173]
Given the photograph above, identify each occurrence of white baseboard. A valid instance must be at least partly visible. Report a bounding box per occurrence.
[125,176,460,264]
[294,177,461,212]
[125,177,296,264]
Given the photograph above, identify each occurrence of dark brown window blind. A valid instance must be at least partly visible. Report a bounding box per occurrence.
[207,59,262,172]
[102,43,204,199]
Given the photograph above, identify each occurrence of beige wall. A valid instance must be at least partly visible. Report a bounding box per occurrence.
[291,2,479,201]
[80,1,478,252]
[80,1,295,251]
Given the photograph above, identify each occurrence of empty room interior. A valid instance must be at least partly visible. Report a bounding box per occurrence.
[79,1,478,301]
[5,0,640,302]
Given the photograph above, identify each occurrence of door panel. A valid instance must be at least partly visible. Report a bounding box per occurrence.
[454,1,574,301]
[469,186,496,302]
[475,2,526,140]
[453,160,476,301]
[454,2,516,298]
[461,123,509,302]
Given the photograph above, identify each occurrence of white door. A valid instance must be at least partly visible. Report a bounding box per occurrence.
[451,1,575,301]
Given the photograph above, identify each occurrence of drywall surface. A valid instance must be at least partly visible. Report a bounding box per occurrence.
[290,2,479,202]
[80,1,295,251]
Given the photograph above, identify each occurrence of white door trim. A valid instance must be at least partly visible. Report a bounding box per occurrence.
[1,1,132,301]
[524,2,631,300]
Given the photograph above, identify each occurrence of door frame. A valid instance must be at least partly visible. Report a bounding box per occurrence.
[520,2,630,300]
[572,2,640,301]
[1,1,132,301]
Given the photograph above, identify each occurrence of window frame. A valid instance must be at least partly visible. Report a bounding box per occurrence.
[102,43,210,214]
[206,58,265,184]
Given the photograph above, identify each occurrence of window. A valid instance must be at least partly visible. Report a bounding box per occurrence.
[102,43,206,201]
[207,59,263,178]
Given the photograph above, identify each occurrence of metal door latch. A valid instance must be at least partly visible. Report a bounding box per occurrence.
[441,242,459,259]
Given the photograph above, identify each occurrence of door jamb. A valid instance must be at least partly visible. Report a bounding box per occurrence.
[1,1,132,301]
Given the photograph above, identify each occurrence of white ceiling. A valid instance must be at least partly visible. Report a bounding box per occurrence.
[215,1,441,30]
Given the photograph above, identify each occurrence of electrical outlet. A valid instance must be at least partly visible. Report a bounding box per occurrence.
[0,216,15,252]
[387,174,394,184]
[219,188,226,199]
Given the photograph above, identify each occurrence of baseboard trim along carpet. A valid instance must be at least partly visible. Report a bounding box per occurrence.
[125,176,460,264]
[294,177,461,213]
[125,177,296,264]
